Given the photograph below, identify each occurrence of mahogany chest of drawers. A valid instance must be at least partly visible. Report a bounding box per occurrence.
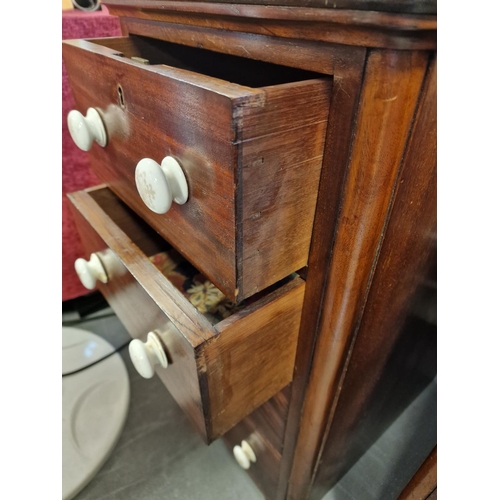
[63,1,437,498]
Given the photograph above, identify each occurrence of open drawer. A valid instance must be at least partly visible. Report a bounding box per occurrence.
[68,186,305,443]
[62,35,331,302]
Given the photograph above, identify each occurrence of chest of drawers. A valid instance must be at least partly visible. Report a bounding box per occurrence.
[63,1,437,498]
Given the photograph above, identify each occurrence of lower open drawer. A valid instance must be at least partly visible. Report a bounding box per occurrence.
[68,186,305,443]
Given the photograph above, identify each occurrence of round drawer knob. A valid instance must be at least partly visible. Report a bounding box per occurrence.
[67,107,107,151]
[129,332,168,379]
[233,440,257,470]
[74,253,108,290]
[135,156,188,214]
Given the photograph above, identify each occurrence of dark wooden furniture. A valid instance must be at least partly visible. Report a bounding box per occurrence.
[69,186,305,443]
[63,36,331,301]
[398,447,437,500]
[63,1,437,498]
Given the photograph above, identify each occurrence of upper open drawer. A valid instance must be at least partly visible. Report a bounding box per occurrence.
[63,35,331,302]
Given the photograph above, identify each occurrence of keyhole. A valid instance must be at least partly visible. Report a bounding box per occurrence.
[117,85,125,109]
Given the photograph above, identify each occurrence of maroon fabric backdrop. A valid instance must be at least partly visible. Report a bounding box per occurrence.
[62,7,121,302]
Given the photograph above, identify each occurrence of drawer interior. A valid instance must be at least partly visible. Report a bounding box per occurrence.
[149,249,295,326]
[87,187,297,323]
[90,34,325,88]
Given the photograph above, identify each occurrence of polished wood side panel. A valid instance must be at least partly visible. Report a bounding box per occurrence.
[239,80,331,296]
[276,46,367,500]
[105,2,436,50]
[311,54,437,499]
[241,153,323,297]
[236,80,331,141]
[285,49,428,499]
[398,447,437,500]
[119,16,130,36]
[206,279,305,439]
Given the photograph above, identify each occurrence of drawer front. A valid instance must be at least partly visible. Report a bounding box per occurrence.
[223,386,291,499]
[62,36,331,302]
[68,186,305,443]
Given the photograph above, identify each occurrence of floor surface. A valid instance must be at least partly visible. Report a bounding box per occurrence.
[62,297,436,500]
[63,306,263,500]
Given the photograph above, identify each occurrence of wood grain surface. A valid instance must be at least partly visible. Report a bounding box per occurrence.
[398,446,437,500]
[121,17,344,74]
[207,280,305,438]
[63,36,331,302]
[104,0,436,14]
[276,45,367,500]
[223,386,292,499]
[68,186,306,443]
[310,54,437,500]
[69,191,210,437]
[68,187,213,345]
[104,2,436,50]
[102,1,437,27]
[238,80,331,297]
[64,8,438,497]
[63,38,242,300]
[284,48,429,499]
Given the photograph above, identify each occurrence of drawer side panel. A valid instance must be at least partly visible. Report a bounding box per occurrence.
[204,279,305,439]
[240,123,327,296]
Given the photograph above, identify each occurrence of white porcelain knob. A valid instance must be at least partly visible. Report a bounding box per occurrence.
[74,253,108,290]
[67,107,107,151]
[233,440,257,470]
[135,156,188,214]
[129,332,168,379]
